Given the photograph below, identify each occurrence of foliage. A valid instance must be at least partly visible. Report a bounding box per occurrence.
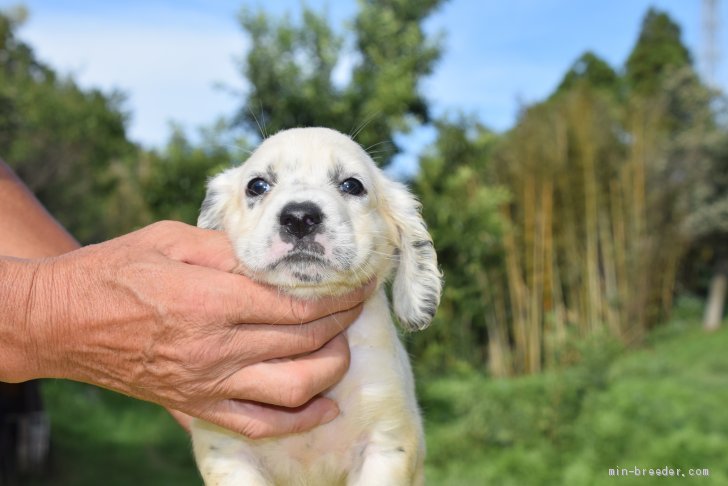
[625,8,692,95]
[485,81,702,374]
[681,100,728,308]
[410,7,724,375]
[236,0,446,166]
[685,131,728,241]
[29,380,199,486]
[0,10,246,242]
[409,117,509,374]
[139,123,246,225]
[554,51,621,97]
[0,9,135,243]
[421,302,728,485]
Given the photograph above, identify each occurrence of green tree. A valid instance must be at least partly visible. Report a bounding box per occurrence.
[625,7,691,95]
[623,8,725,331]
[410,7,722,376]
[411,117,508,375]
[236,0,445,166]
[0,9,135,243]
[138,122,245,226]
[554,51,620,97]
[685,125,728,330]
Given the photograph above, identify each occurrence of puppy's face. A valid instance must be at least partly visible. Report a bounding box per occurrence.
[199,127,441,330]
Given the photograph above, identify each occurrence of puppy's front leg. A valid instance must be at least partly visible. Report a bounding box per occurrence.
[192,422,269,486]
[347,423,425,486]
[196,453,269,486]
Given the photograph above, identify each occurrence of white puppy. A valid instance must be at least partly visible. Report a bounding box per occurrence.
[193,127,441,485]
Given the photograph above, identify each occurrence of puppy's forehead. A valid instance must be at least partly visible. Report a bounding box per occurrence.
[245,128,372,177]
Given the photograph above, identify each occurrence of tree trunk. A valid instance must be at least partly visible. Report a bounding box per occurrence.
[704,258,728,331]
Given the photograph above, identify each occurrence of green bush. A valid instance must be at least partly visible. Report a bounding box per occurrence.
[420,306,728,484]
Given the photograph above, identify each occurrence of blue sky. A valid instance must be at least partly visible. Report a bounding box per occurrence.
[3,1,728,175]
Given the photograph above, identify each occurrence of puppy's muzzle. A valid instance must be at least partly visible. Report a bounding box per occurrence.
[279,201,324,241]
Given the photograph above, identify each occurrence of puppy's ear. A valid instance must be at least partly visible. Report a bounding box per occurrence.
[381,178,442,331]
[197,170,233,230]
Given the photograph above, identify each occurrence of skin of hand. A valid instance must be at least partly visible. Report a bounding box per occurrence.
[0,162,374,439]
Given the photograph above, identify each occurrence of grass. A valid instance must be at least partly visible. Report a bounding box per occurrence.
[31,383,200,485]
[421,298,728,485]
[27,298,728,485]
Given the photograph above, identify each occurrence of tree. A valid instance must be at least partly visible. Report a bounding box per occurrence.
[409,7,723,376]
[0,9,135,243]
[236,0,446,166]
[623,8,726,331]
[685,128,728,330]
[138,122,245,226]
[554,51,620,97]
[625,8,691,95]
[411,117,508,374]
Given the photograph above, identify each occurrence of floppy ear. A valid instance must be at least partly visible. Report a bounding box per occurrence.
[381,178,442,331]
[197,169,235,230]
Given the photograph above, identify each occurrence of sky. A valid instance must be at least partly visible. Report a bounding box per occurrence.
[3,0,728,176]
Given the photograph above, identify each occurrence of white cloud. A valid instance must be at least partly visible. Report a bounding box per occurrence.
[16,3,248,147]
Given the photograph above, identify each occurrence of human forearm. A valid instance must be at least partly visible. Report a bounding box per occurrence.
[0,160,78,381]
[0,161,79,258]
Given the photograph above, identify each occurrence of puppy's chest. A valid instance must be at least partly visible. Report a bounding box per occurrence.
[254,297,412,480]
[276,308,405,462]
[192,293,422,485]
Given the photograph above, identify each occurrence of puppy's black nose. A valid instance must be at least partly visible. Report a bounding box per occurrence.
[279,201,323,239]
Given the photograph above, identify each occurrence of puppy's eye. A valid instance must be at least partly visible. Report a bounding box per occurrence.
[246,178,271,197]
[339,178,366,196]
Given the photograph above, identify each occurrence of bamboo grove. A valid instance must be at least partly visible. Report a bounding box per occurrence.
[485,86,699,376]
[411,15,723,376]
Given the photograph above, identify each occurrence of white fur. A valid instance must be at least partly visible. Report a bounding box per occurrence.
[193,127,442,485]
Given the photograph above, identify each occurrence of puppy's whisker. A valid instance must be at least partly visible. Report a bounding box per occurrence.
[350,111,380,141]
[248,102,267,140]
[363,140,391,152]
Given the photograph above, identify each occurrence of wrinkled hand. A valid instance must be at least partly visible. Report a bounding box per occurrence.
[8,221,374,438]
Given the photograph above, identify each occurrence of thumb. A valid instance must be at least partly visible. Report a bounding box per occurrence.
[151,222,241,273]
[202,397,340,439]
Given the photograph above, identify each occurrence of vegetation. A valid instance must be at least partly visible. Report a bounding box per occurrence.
[422,298,728,485]
[0,8,135,242]
[236,0,445,165]
[412,6,725,376]
[1,0,727,483]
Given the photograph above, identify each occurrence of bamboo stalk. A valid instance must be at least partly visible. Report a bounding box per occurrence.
[501,206,529,373]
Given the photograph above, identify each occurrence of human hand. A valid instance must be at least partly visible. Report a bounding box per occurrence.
[5,221,374,438]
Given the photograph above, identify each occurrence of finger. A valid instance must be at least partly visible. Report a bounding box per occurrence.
[213,276,377,325]
[222,304,361,363]
[149,221,241,272]
[203,397,340,439]
[223,334,350,407]
[153,221,377,324]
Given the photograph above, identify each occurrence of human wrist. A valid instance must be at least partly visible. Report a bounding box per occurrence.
[0,257,43,383]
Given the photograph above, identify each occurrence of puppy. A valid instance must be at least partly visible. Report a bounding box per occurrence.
[193,127,441,485]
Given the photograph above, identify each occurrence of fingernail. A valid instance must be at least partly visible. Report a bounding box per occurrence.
[321,404,340,424]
